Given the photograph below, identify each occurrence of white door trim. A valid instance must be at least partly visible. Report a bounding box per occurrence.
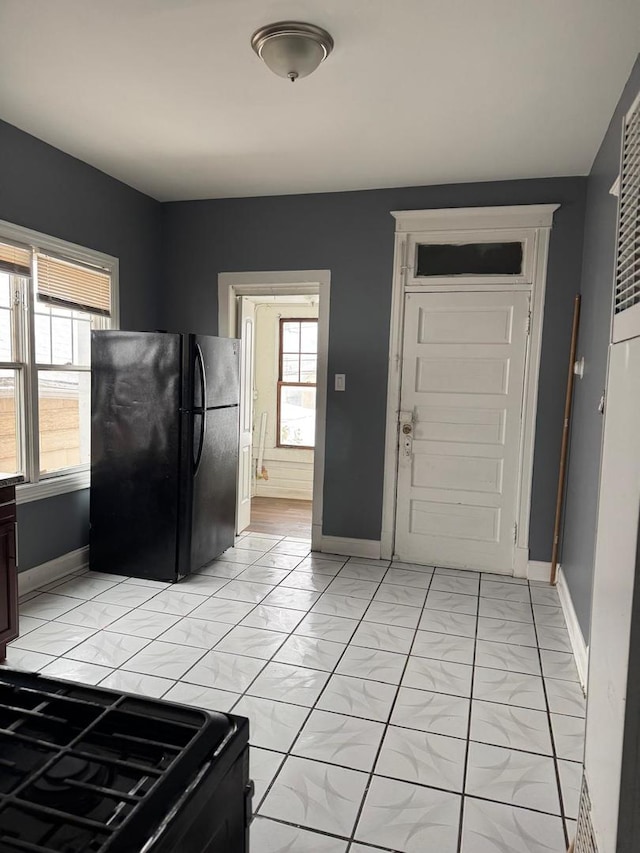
[236,297,256,534]
[380,205,559,572]
[218,270,330,552]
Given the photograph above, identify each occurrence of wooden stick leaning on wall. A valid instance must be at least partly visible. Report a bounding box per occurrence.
[550,294,582,586]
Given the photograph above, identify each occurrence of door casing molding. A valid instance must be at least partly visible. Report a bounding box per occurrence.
[380,205,559,575]
[218,270,330,552]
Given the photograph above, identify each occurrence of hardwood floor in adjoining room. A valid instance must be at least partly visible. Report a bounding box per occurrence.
[248,497,312,539]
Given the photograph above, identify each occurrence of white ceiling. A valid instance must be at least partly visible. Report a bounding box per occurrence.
[0,0,638,201]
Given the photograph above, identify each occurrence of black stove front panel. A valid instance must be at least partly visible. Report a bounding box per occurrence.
[0,669,247,853]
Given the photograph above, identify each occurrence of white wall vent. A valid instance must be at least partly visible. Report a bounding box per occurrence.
[613,92,640,343]
[575,777,598,853]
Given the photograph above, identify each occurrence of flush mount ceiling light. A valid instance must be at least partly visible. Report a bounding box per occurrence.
[251,21,333,83]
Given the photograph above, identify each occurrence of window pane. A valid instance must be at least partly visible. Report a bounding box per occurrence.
[282,353,299,382]
[416,242,523,277]
[300,322,317,354]
[35,314,52,363]
[300,355,317,383]
[0,274,11,308]
[0,370,21,475]
[38,370,90,474]
[280,385,316,447]
[51,315,73,364]
[282,322,300,353]
[74,313,92,364]
[0,308,12,362]
[34,301,93,367]
[0,272,17,362]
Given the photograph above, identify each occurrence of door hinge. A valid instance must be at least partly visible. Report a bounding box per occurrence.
[525,311,531,335]
[513,522,518,544]
[13,290,24,306]
[598,391,606,415]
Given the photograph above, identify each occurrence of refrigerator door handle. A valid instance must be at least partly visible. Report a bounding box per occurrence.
[196,343,207,413]
[193,344,207,474]
[194,409,206,474]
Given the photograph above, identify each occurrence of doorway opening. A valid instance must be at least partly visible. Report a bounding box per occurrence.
[244,297,318,539]
[218,271,330,550]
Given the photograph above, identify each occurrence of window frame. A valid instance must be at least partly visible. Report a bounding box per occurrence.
[405,228,536,287]
[0,219,119,504]
[277,317,318,450]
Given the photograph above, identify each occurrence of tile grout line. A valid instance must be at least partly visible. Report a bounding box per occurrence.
[339,563,439,852]
[251,554,399,833]
[13,536,316,686]
[15,562,578,706]
[190,550,364,764]
[121,543,335,693]
[96,542,327,682]
[455,575,481,853]
[54,540,316,684]
[11,542,580,850]
[529,579,572,849]
[15,541,355,692]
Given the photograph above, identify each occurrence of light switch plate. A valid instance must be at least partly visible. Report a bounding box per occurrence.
[335,373,346,392]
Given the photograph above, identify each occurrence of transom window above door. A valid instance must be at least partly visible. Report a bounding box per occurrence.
[415,240,524,277]
[278,319,317,448]
[402,222,537,287]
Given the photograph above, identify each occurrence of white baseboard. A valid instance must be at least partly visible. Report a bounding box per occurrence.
[18,546,89,596]
[528,560,553,582]
[557,565,589,690]
[320,536,382,560]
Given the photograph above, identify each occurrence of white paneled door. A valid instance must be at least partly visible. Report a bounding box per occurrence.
[236,297,255,534]
[394,290,530,573]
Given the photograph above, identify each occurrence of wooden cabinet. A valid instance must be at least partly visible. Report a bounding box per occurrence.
[0,485,18,662]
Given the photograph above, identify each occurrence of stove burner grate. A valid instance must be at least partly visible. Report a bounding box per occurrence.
[0,668,237,853]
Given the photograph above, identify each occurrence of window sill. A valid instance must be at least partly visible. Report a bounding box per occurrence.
[17,470,90,504]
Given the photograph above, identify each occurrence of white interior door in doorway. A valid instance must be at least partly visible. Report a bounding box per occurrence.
[236,297,255,534]
[394,290,530,573]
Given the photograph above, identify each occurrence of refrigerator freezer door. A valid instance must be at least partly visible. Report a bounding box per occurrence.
[90,331,182,580]
[193,335,240,410]
[190,406,239,571]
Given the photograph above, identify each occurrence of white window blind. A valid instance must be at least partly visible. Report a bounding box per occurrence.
[615,99,640,316]
[36,253,111,316]
[0,241,31,277]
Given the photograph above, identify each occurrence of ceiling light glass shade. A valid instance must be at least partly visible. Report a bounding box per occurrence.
[251,22,333,82]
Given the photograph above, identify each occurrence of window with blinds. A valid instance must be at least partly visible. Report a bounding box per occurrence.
[614,93,640,341]
[0,241,30,277]
[0,222,116,487]
[36,253,112,317]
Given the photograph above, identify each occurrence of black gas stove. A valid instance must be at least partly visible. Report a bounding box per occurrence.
[0,669,251,853]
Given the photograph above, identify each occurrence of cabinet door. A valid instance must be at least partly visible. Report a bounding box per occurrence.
[0,519,17,645]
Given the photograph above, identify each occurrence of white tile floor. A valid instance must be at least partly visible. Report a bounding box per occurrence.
[4,532,585,853]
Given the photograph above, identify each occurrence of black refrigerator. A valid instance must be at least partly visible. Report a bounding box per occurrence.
[90,331,240,582]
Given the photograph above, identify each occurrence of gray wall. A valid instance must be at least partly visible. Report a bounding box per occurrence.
[161,178,587,555]
[562,55,640,639]
[0,119,162,570]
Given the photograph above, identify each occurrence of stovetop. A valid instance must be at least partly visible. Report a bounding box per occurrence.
[0,668,238,853]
